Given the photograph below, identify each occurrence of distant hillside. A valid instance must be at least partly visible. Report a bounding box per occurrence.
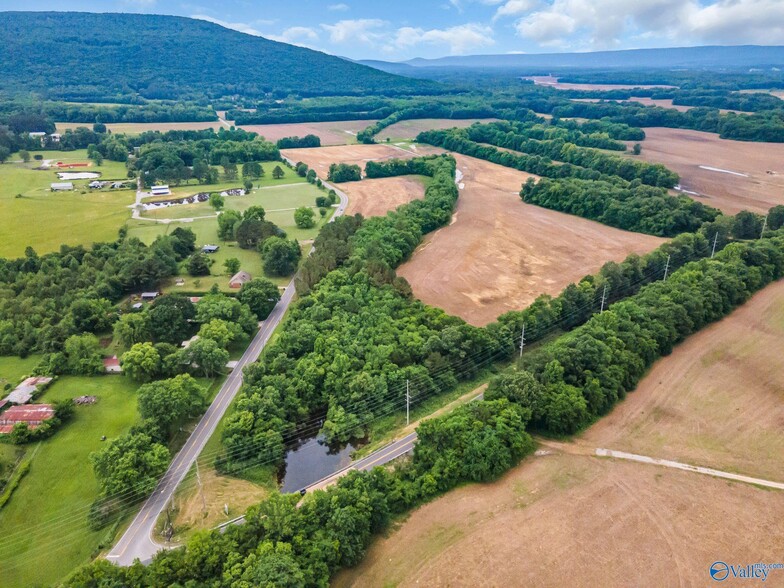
[0,12,438,101]
[388,45,784,70]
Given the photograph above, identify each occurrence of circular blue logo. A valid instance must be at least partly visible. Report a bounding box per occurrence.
[710,562,730,582]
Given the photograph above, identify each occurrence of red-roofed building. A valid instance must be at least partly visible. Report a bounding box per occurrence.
[103,356,122,373]
[0,404,55,433]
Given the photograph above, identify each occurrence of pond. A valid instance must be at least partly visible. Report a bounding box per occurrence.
[278,433,362,493]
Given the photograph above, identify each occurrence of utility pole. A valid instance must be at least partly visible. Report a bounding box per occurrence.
[195,458,206,514]
[600,284,608,313]
[519,323,526,358]
[663,254,671,282]
[761,214,768,238]
[711,232,719,259]
[405,379,410,426]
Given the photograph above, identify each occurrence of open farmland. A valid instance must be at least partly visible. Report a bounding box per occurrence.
[335,282,784,588]
[334,453,784,588]
[632,128,784,214]
[238,119,376,146]
[582,279,784,481]
[0,150,135,257]
[379,118,500,141]
[396,154,664,326]
[56,120,226,134]
[342,175,427,218]
[281,143,415,176]
[526,75,676,91]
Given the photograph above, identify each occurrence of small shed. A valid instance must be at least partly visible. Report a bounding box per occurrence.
[131,302,144,310]
[202,244,220,254]
[151,185,171,196]
[51,182,74,191]
[140,292,159,301]
[229,271,252,289]
[103,356,122,374]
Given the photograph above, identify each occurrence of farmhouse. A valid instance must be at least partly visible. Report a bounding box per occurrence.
[51,182,74,191]
[202,244,220,254]
[151,185,171,196]
[0,404,55,434]
[229,270,252,288]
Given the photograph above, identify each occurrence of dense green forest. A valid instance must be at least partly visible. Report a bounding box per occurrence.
[0,12,438,100]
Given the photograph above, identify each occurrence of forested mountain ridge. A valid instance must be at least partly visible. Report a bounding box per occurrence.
[0,12,438,101]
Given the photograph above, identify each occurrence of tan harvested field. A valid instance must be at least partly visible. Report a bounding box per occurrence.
[342,175,426,218]
[281,143,415,176]
[336,282,784,588]
[583,279,784,481]
[334,453,784,588]
[56,120,225,134]
[632,128,784,214]
[379,118,500,140]
[526,75,675,91]
[396,153,664,326]
[239,120,376,146]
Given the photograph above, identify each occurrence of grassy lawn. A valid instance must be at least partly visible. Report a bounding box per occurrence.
[0,150,134,258]
[0,376,140,588]
[0,355,42,389]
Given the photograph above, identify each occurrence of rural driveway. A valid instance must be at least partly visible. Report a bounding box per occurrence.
[107,168,349,566]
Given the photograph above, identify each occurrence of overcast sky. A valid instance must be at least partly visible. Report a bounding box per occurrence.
[2,0,784,60]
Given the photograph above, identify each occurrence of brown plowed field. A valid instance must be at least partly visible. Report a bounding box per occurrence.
[379,118,500,140]
[281,144,415,176]
[396,153,664,326]
[632,128,784,214]
[583,279,784,481]
[526,75,676,91]
[342,176,426,218]
[335,281,784,588]
[334,453,784,588]
[238,119,377,146]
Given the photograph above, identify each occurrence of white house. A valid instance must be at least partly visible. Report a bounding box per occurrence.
[151,185,171,196]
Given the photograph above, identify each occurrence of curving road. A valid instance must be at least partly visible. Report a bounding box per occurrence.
[107,174,349,566]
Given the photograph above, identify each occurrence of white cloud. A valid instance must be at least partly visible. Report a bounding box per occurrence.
[494,0,537,20]
[391,23,495,55]
[328,3,350,11]
[513,0,784,49]
[266,26,320,45]
[191,14,263,36]
[321,19,387,44]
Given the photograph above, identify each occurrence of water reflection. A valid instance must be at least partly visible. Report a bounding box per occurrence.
[278,434,362,493]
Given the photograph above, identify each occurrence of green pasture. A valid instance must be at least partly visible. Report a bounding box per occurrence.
[0,150,134,257]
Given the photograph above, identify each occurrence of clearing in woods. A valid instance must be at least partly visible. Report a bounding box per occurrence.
[632,128,784,214]
[280,144,415,176]
[334,281,784,588]
[238,120,377,146]
[396,153,664,326]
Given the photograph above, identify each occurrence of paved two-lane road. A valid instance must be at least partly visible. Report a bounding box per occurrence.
[107,178,349,566]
